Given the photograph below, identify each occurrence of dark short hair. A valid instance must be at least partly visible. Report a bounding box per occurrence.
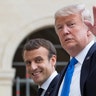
[23,38,57,59]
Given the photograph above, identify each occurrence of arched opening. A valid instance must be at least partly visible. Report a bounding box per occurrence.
[12,26,69,96]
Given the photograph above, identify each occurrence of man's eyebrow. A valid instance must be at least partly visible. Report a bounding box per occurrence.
[34,56,43,59]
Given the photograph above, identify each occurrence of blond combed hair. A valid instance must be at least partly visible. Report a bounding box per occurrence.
[55,4,92,23]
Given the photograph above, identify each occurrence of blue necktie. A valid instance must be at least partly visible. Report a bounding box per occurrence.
[61,57,78,96]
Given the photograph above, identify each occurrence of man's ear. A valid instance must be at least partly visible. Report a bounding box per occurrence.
[50,55,57,66]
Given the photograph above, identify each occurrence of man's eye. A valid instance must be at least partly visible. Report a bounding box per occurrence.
[25,61,31,66]
[68,23,75,27]
[35,59,43,63]
[57,26,63,30]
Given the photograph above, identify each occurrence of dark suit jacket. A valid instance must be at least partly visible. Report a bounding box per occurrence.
[44,74,60,96]
[53,42,96,96]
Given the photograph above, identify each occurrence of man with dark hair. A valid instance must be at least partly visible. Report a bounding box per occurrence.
[23,38,59,96]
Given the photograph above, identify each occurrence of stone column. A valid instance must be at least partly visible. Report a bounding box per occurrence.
[0,69,15,96]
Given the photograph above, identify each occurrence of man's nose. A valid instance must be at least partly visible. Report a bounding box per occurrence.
[31,62,37,70]
[63,26,70,34]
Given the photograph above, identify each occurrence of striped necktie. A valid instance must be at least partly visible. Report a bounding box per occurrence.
[61,57,78,96]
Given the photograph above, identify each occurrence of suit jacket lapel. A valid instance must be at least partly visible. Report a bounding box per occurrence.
[52,64,68,96]
[44,74,60,96]
[80,42,96,95]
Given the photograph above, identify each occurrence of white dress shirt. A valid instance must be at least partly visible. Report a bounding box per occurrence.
[58,40,95,96]
[39,71,58,96]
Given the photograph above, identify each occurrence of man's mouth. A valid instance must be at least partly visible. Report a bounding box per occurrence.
[32,71,42,76]
[65,38,72,42]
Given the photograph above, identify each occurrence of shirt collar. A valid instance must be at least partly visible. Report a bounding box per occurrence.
[40,71,58,91]
[75,40,94,64]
